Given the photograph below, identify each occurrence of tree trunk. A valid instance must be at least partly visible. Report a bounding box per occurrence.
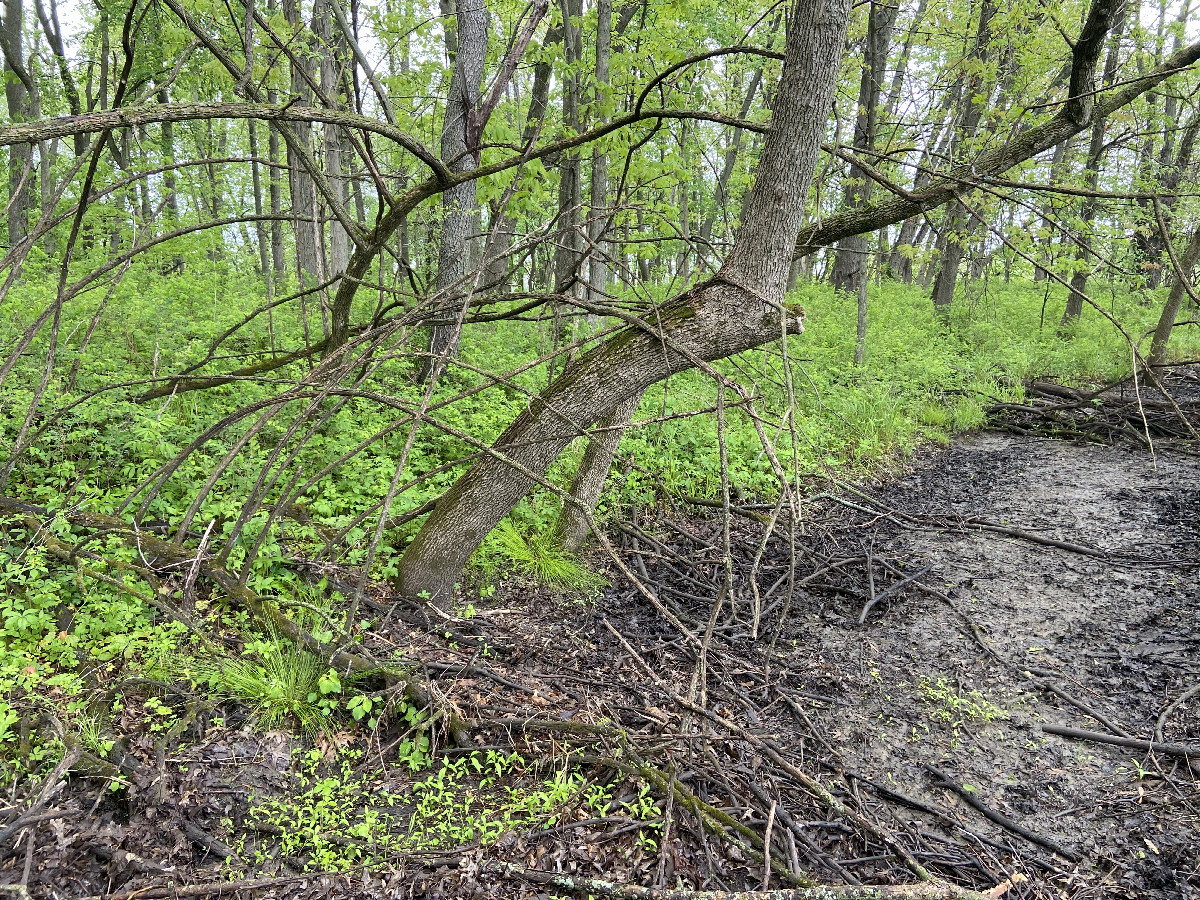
[3,0,33,249]
[249,118,271,276]
[284,0,322,287]
[1149,228,1200,365]
[1060,7,1127,327]
[556,391,639,552]
[315,0,350,279]
[1033,138,1070,281]
[796,0,1128,264]
[929,0,995,318]
[552,0,584,302]
[674,125,692,282]
[886,112,952,280]
[482,20,563,291]
[586,0,612,314]
[829,0,896,296]
[697,65,763,253]
[394,0,852,605]
[423,0,487,376]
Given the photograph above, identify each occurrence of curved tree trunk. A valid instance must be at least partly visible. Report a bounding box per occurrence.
[394,0,852,605]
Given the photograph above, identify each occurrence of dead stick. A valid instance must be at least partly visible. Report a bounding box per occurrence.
[1041,724,1200,759]
[924,766,1080,863]
[77,876,309,900]
[1032,680,1131,738]
[487,859,1011,899]
[762,801,777,890]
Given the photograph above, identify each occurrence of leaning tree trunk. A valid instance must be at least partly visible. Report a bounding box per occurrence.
[556,391,640,552]
[1149,227,1200,366]
[828,0,896,296]
[423,0,487,379]
[394,0,852,605]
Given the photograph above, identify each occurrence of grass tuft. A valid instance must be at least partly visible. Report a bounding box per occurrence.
[491,519,607,593]
[194,634,335,737]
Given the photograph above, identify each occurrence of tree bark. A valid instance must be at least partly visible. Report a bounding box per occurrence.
[422,0,487,377]
[2,0,34,248]
[829,0,896,296]
[394,0,852,605]
[284,0,322,287]
[1060,6,1128,326]
[1149,227,1200,365]
[556,391,639,552]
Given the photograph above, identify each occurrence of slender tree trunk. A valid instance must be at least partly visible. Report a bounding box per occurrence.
[423,0,486,375]
[552,0,584,304]
[482,20,562,291]
[556,391,639,552]
[698,65,763,251]
[395,0,853,605]
[887,112,952,280]
[674,124,692,282]
[1060,7,1128,326]
[1034,138,1070,281]
[284,0,322,287]
[829,0,896,296]
[249,118,271,276]
[882,0,928,123]
[1149,227,1200,365]
[930,0,996,318]
[3,0,34,248]
[586,0,612,314]
[315,0,350,279]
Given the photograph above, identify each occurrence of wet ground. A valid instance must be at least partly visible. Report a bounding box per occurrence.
[814,433,1200,898]
[6,430,1199,899]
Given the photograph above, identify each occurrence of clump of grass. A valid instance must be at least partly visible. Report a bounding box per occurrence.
[193,633,339,737]
[490,519,606,593]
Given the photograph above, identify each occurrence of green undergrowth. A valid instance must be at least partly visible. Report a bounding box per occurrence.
[239,746,661,872]
[2,255,1197,784]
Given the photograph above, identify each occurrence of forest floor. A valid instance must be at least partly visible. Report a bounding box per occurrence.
[5,373,1200,900]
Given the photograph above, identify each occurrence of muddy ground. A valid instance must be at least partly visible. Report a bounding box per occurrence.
[4,422,1199,898]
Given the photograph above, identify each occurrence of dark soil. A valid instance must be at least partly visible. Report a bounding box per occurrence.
[5,422,1199,898]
